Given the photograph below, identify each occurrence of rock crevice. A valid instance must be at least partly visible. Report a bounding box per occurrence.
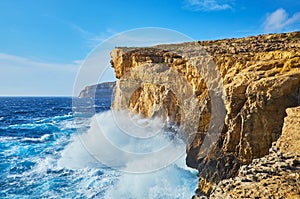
[110,31,300,196]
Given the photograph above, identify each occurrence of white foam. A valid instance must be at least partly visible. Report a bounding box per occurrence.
[104,156,198,199]
[9,123,53,130]
[58,110,198,198]
[22,134,50,142]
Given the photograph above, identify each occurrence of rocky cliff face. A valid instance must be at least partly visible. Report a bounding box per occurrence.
[110,32,300,196]
[210,106,300,198]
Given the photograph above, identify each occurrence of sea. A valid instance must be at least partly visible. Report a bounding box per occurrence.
[0,97,198,199]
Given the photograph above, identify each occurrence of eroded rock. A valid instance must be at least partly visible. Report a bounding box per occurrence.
[110,31,300,196]
[210,106,300,198]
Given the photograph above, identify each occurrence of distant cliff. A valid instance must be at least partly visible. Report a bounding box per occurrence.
[110,32,300,197]
[78,82,115,99]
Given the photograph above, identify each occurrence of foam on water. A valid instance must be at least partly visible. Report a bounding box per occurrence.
[21,134,51,142]
[9,123,56,130]
[0,97,197,198]
[37,114,73,123]
[104,163,197,199]
[59,110,198,198]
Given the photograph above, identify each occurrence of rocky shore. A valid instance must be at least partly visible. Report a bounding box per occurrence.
[109,32,300,198]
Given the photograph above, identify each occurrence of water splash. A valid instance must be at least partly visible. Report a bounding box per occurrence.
[59,110,198,198]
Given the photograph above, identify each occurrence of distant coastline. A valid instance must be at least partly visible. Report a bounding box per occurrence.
[78,82,116,98]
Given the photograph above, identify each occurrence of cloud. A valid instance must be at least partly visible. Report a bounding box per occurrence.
[45,15,94,39]
[264,8,300,32]
[88,28,117,48]
[184,0,233,11]
[0,53,79,70]
[45,15,105,49]
[0,53,81,96]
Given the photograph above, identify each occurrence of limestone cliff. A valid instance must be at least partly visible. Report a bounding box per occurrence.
[110,32,300,197]
[78,82,115,99]
[210,106,300,198]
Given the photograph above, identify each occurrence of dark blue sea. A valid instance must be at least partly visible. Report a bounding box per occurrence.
[0,97,197,199]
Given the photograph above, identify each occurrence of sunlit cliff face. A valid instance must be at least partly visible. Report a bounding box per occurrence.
[110,32,300,195]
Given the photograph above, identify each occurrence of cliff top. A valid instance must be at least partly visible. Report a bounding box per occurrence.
[114,31,300,53]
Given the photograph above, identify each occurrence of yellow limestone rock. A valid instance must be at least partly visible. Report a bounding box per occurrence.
[210,106,300,199]
[110,31,300,196]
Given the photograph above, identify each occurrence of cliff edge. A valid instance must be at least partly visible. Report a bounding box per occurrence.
[110,32,300,197]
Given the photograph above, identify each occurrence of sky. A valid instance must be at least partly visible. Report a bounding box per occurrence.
[0,0,299,96]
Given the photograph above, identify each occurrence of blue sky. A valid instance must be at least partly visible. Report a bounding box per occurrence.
[0,0,299,96]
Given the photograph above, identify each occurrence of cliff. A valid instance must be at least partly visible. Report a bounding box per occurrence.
[78,82,115,99]
[110,32,300,197]
[210,106,300,198]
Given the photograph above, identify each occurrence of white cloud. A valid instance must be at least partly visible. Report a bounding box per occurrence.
[46,15,108,49]
[0,53,81,96]
[184,0,233,11]
[264,8,300,32]
[0,53,79,71]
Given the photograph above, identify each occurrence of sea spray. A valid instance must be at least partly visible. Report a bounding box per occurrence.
[59,110,198,198]
[104,161,198,199]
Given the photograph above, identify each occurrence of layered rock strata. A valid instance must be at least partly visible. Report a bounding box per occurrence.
[110,32,300,196]
[210,106,300,198]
